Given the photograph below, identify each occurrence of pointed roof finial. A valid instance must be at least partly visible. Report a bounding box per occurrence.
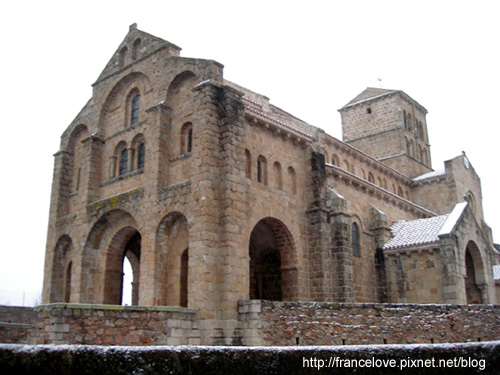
[130,23,137,31]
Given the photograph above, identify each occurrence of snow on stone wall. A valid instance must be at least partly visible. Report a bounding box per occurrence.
[1,341,499,374]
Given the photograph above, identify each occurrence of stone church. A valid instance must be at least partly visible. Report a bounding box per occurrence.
[40,24,499,345]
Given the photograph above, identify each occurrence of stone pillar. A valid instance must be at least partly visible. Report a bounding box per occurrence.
[146,102,171,191]
[306,152,354,302]
[439,233,463,304]
[306,152,332,301]
[370,205,392,302]
[83,135,104,204]
[327,189,354,302]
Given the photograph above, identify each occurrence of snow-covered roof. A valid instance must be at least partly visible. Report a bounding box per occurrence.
[383,202,468,250]
[493,265,500,282]
[383,215,449,250]
[413,169,446,182]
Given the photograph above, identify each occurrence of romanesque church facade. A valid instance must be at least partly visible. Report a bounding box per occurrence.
[42,24,498,344]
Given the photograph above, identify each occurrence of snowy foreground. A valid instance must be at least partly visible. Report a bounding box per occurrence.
[1,341,499,374]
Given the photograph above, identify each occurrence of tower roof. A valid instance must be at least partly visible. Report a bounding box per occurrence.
[341,87,397,109]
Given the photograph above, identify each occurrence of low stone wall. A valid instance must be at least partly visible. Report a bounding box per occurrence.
[1,342,499,374]
[0,306,34,344]
[32,303,198,346]
[238,301,500,346]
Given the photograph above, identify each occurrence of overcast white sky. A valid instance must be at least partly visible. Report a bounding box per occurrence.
[0,0,498,306]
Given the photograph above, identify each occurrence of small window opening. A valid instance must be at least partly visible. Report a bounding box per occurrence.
[352,222,360,257]
[367,107,372,114]
[131,94,140,126]
[187,128,193,153]
[138,143,145,170]
[119,148,128,176]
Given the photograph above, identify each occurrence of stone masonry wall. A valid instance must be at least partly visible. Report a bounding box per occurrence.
[0,306,34,344]
[239,300,500,346]
[31,304,198,346]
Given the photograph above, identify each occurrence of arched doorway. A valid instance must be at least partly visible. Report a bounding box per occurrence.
[121,232,141,306]
[102,227,141,305]
[249,217,297,301]
[465,241,485,304]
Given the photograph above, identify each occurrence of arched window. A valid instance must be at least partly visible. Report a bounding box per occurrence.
[181,123,193,154]
[332,154,339,166]
[403,110,407,129]
[132,38,141,60]
[119,46,128,67]
[138,142,145,170]
[180,249,189,308]
[119,148,128,176]
[257,155,267,185]
[352,222,360,257]
[245,149,252,179]
[288,166,297,194]
[64,261,72,303]
[131,94,140,126]
[273,162,283,190]
[368,172,375,183]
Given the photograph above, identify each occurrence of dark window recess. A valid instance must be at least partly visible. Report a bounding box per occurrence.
[138,143,145,169]
[119,149,128,176]
[131,95,140,125]
[352,222,360,256]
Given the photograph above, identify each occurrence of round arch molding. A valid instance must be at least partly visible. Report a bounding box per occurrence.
[464,240,487,304]
[49,235,74,303]
[249,217,299,301]
[97,72,152,138]
[80,210,141,304]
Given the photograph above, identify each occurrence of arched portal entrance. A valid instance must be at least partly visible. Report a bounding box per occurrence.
[121,232,141,305]
[103,227,141,305]
[465,241,485,304]
[249,217,297,301]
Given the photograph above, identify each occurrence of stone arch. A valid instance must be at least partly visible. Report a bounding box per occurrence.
[132,38,141,60]
[119,46,128,67]
[131,133,146,171]
[101,227,141,305]
[331,154,339,166]
[65,124,89,198]
[98,72,151,137]
[249,217,298,301]
[80,210,139,304]
[166,71,198,157]
[50,235,74,303]
[126,88,141,127]
[464,240,486,304]
[113,141,128,177]
[466,191,477,215]
[155,212,190,307]
[368,172,375,184]
[180,122,193,155]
